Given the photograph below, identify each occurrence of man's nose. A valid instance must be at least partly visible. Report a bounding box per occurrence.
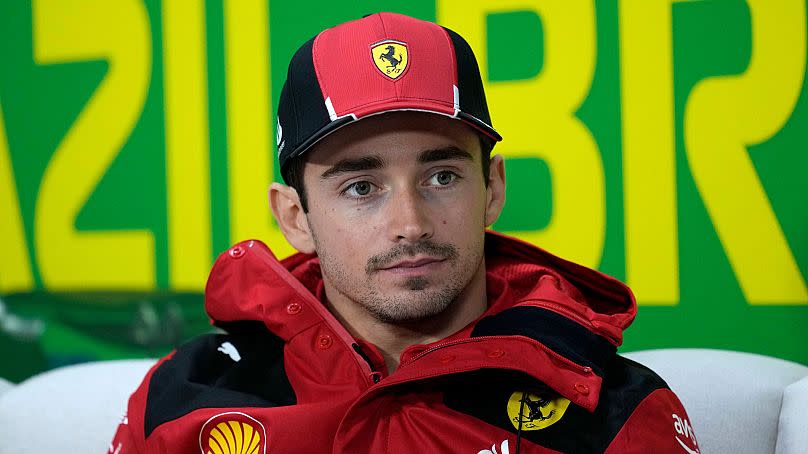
[385,186,434,243]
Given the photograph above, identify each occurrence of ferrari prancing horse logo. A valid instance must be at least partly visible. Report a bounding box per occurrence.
[371,40,408,79]
[506,391,570,431]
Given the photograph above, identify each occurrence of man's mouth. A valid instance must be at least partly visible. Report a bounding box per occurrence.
[366,241,459,275]
[378,257,446,275]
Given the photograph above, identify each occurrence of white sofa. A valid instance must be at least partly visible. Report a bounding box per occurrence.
[0,359,156,454]
[0,349,805,453]
[623,349,808,454]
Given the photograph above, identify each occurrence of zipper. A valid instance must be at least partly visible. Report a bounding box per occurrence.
[534,300,621,347]
[352,342,383,384]
[532,300,595,331]
[398,335,592,374]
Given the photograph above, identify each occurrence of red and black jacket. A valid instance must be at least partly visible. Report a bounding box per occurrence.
[111,232,700,453]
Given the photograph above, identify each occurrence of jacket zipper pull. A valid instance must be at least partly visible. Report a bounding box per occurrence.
[353,342,383,384]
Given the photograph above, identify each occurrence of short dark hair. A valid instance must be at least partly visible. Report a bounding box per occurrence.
[282,134,495,213]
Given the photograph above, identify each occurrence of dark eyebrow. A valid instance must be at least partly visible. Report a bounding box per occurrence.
[418,146,474,164]
[320,155,385,180]
[319,146,472,180]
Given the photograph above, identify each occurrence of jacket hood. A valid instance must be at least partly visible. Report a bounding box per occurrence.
[205,231,636,350]
[481,231,636,346]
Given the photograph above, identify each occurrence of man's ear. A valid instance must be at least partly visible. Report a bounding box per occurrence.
[269,183,316,253]
[484,154,506,227]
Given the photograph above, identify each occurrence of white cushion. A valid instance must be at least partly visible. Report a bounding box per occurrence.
[776,375,808,454]
[0,359,156,454]
[623,348,808,454]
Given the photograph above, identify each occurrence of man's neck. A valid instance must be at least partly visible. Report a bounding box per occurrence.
[323,260,488,372]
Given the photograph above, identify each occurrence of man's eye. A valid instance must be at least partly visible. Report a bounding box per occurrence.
[345,181,374,197]
[430,171,457,186]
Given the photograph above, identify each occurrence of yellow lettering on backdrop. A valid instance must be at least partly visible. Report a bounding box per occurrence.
[438,0,606,268]
[223,0,294,257]
[619,1,678,305]
[163,0,213,290]
[0,102,35,292]
[33,0,154,289]
[684,0,807,304]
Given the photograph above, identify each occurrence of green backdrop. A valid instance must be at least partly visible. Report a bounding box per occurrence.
[1,0,806,381]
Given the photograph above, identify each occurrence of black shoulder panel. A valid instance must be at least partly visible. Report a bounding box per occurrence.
[144,321,296,438]
[471,306,615,376]
[442,355,670,453]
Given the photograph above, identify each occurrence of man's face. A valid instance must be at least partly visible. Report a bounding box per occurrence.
[299,112,502,324]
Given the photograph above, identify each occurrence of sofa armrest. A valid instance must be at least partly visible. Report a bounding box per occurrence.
[775,375,808,454]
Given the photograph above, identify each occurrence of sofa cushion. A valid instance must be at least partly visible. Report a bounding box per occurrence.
[623,349,808,454]
[0,359,155,454]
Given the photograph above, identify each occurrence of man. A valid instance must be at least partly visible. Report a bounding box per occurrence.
[111,12,698,453]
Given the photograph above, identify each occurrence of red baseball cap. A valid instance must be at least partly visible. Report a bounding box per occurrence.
[276,12,502,181]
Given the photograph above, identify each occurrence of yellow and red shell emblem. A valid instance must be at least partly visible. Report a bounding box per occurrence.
[199,412,266,454]
[370,40,409,80]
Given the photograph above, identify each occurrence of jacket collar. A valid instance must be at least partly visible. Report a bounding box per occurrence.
[205,231,636,379]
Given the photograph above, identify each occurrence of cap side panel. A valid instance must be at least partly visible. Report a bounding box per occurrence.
[442,27,498,137]
[438,24,459,115]
[287,59,300,147]
[310,32,326,105]
[286,36,331,151]
[277,77,295,157]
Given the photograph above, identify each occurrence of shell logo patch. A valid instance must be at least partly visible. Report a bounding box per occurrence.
[371,40,408,79]
[507,391,570,431]
[199,412,266,454]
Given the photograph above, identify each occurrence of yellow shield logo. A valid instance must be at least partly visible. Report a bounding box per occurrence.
[371,40,408,79]
[506,391,570,431]
[199,412,266,454]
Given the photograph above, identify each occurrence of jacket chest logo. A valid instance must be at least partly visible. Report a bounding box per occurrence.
[199,412,266,454]
[371,40,408,79]
[506,391,570,431]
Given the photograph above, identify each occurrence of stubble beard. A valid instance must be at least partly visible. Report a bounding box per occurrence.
[314,234,483,324]
[360,274,464,323]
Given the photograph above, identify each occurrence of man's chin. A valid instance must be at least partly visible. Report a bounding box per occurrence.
[374,276,433,293]
[370,305,448,325]
[364,288,459,324]
[402,276,429,291]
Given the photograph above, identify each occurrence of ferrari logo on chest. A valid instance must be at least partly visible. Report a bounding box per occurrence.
[506,391,570,431]
[371,40,408,79]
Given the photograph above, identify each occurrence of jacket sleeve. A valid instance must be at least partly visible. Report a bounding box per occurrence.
[605,388,701,454]
[108,356,171,454]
